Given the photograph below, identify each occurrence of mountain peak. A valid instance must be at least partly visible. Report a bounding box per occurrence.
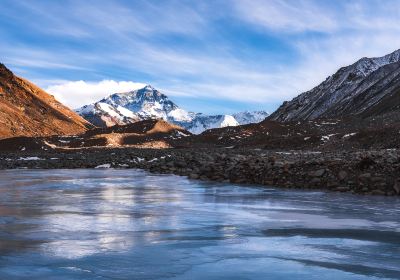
[352,49,400,77]
[143,84,155,90]
[0,63,14,79]
[0,63,91,139]
[269,48,400,122]
[77,86,269,133]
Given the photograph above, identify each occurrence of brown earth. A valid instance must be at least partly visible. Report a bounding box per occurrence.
[0,63,92,139]
[179,113,400,150]
[1,113,399,152]
[0,119,191,151]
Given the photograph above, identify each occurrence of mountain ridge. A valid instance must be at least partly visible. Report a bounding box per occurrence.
[0,63,92,139]
[76,85,269,133]
[269,49,400,121]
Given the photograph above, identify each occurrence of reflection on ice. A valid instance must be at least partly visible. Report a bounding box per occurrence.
[0,169,399,279]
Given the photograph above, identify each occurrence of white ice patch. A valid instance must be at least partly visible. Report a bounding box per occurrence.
[321,134,337,141]
[95,163,111,168]
[343,133,357,138]
[176,131,190,137]
[18,157,43,161]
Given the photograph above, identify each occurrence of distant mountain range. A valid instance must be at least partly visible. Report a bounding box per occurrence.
[76,85,269,133]
[1,48,400,141]
[269,49,400,121]
[0,63,91,139]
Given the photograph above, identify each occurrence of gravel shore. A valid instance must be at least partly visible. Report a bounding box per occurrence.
[1,148,399,196]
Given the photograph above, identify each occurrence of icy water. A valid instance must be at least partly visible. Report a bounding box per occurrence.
[0,170,399,280]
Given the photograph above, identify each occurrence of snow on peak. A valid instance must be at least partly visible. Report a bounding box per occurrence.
[269,48,400,122]
[354,49,400,77]
[77,85,269,133]
[220,115,239,127]
[179,114,238,134]
[233,110,269,124]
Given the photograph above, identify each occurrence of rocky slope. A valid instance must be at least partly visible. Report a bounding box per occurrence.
[76,85,268,133]
[0,63,92,139]
[1,148,399,196]
[269,49,400,121]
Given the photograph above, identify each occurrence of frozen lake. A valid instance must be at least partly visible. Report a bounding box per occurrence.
[0,169,399,279]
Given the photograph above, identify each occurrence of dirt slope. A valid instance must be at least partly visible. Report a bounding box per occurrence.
[0,63,92,139]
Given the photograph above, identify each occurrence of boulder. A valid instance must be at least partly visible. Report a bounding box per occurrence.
[338,170,347,180]
[393,180,400,195]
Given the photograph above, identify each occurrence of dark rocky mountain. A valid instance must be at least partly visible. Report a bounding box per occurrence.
[0,63,92,139]
[269,49,400,121]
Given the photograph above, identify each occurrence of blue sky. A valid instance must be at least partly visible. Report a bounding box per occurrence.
[1,0,400,114]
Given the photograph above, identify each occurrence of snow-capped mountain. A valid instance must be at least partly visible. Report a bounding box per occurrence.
[175,114,239,134]
[233,111,270,125]
[76,85,269,133]
[77,85,192,126]
[75,102,142,127]
[269,49,400,121]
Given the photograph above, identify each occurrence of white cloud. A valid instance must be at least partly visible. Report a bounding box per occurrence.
[45,80,147,109]
[4,0,400,114]
[232,0,338,33]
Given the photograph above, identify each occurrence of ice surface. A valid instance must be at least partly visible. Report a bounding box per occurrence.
[0,169,399,279]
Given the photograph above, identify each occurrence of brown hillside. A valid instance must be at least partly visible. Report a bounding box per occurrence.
[84,119,186,136]
[0,63,92,139]
[67,119,191,148]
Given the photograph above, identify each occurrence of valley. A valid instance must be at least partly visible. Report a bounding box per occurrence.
[0,50,400,197]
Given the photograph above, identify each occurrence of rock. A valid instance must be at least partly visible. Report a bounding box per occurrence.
[335,186,350,192]
[371,189,386,195]
[338,170,347,180]
[310,178,321,184]
[357,157,376,170]
[359,173,371,179]
[371,176,384,183]
[188,173,199,179]
[313,169,325,177]
[393,180,400,195]
[175,161,186,168]
[327,181,339,188]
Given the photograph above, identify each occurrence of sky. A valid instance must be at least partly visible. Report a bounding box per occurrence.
[1,0,400,114]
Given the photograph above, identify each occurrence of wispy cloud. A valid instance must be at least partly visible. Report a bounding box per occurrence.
[1,0,400,113]
[232,0,338,33]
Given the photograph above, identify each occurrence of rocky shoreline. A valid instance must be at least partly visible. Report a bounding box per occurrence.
[1,148,399,196]
[0,148,400,196]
